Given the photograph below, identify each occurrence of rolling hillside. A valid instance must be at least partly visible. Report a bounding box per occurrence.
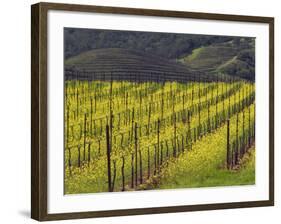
[65,48,227,82]
[64,28,238,60]
[180,38,255,80]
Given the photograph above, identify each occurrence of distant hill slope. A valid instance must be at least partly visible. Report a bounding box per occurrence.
[180,39,255,81]
[64,28,239,60]
[65,48,226,82]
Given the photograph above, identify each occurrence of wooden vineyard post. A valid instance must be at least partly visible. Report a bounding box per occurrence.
[77,144,81,168]
[226,119,230,169]
[191,77,194,106]
[97,139,101,155]
[90,97,93,135]
[191,86,194,106]
[215,98,218,128]
[121,156,125,191]
[134,122,138,187]
[66,105,70,146]
[125,93,128,125]
[66,105,71,174]
[94,91,97,113]
[83,113,87,161]
[154,145,157,175]
[161,86,164,121]
[226,79,228,101]
[228,87,231,118]
[216,77,219,128]
[106,124,112,192]
[177,137,180,155]
[148,103,151,136]
[235,113,239,165]
[165,140,169,158]
[139,148,143,184]
[157,119,160,172]
[238,87,241,112]
[173,93,177,157]
[111,160,116,192]
[182,93,185,122]
[248,104,251,147]
[139,94,142,136]
[147,147,150,179]
[131,153,134,189]
[194,128,197,143]
[68,147,72,175]
[198,77,201,137]
[242,105,245,157]
[181,135,184,152]
[198,102,201,137]
[100,119,103,135]
[87,143,91,166]
[76,86,79,119]
[234,87,237,114]
[160,142,163,165]
[207,102,210,132]
[222,82,225,120]
[79,123,82,140]
[205,86,208,109]
[254,100,256,140]
[199,74,201,102]
[211,83,214,104]
[188,110,192,150]
[131,108,135,140]
[65,81,68,103]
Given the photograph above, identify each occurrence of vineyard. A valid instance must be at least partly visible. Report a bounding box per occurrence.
[64,76,255,194]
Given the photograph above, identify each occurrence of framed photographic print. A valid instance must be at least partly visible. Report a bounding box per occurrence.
[31,2,274,221]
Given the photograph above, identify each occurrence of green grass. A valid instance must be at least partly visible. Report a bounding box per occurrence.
[179,40,255,80]
[160,149,255,189]
[181,44,239,70]
[183,47,203,61]
[159,106,255,189]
